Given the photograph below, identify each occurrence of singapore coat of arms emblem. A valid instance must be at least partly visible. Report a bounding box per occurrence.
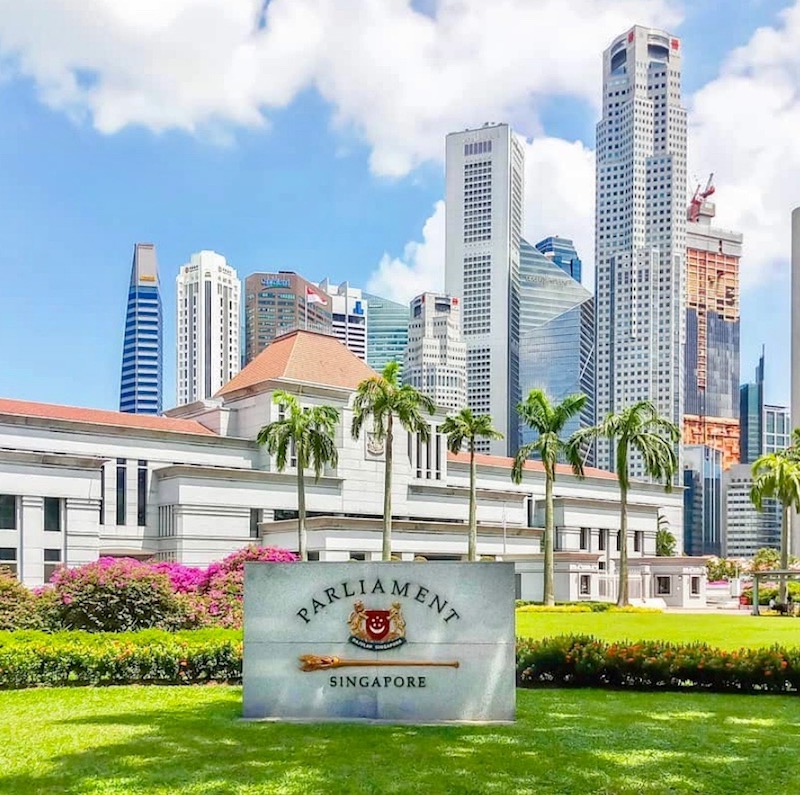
[347,600,407,651]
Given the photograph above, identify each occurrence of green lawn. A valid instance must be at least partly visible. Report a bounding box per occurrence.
[1,685,798,794]
[515,611,800,649]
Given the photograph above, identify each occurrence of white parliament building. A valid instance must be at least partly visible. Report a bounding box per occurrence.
[0,331,704,606]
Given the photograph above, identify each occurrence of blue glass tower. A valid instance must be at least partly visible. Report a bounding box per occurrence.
[534,236,582,283]
[363,292,409,376]
[518,239,595,463]
[119,243,162,414]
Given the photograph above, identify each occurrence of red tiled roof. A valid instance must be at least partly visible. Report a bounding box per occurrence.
[0,398,217,436]
[217,330,376,396]
[447,451,618,481]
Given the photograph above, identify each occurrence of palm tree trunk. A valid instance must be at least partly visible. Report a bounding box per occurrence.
[382,413,393,561]
[617,484,629,607]
[780,503,790,604]
[297,457,307,562]
[543,472,555,606]
[468,441,477,562]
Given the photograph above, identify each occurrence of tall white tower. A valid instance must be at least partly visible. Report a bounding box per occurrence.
[404,293,467,412]
[595,26,687,476]
[318,279,367,361]
[445,123,525,455]
[176,251,241,405]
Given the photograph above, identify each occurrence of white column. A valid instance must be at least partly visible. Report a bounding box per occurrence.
[65,497,101,566]
[20,496,44,587]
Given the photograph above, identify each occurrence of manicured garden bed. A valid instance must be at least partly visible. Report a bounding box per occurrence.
[1,685,798,794]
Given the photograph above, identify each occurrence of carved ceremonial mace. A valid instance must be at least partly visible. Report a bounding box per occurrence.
[299,655,460,672]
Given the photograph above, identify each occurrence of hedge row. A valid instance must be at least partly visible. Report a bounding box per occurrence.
[517,635,800,694]
[2,631,799,693]
[0,630,242,688]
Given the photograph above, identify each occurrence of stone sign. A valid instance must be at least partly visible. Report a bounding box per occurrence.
[243,562,516,723]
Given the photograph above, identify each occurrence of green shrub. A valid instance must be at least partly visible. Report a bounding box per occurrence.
[0,629,242,688]
[516,635,800,694]
[0,571,39,630]
[740,581,800,606]
[515,603,660,614]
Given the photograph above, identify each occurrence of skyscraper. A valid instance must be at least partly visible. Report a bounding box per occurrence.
[739,350,764,464]
[518,240,595,462]
[683,444,723,556]
[176,251,241,405]
[445,123,525,455]
[318,280,367,360]
[595,26,687,476]
[404,293,466,411]
[683,185,742,470]
[534,236,583,283]
[244,272,331,364]
[364,292,409,375]
[119,243,162,415]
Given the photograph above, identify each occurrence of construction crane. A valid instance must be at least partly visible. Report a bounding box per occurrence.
[688,173,715,222]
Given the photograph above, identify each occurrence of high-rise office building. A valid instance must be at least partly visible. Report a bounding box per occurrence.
[595,26,687,476]
[683,445,723,556]
[404,293,467,411]
[445,123,525,455]
[244,272,331,364]
[364,292,409,376]
[534,236,582,283]
[722,464,781,557]
[176,251,241,405]
[764,404,791,454]
[119,243,162,415]
[739,350,765,464]
[683,187,742,470]
[518,240,595,462]
[318,280,367,360]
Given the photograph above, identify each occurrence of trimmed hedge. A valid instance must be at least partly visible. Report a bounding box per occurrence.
[0,630,242,688]
[2,630,799,693]
[516,604,660,614]
[517,635,800,694]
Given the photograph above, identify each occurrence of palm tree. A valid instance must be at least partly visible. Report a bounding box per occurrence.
[750,451,800,604]
[571,401,679,606]
[512,390,588,606]
[256,390,339,561]
[351,361,435,560]
[441,408,503,562]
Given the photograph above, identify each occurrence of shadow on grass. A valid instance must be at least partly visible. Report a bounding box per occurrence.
[3,687,800,794]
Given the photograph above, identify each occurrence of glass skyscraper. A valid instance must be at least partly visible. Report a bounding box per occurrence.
[119,243,162,415]
[683,445,723,556]
[534,236,582,283]
[518,239,594,463]
[739,350,764,464]
[363,292,409,375]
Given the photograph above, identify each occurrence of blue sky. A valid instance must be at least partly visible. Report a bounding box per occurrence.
[0,0,796,410]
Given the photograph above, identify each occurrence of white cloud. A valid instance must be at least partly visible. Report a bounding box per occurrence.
[366,200,445,304]
[688,2,800,285]
[0,0,679,175]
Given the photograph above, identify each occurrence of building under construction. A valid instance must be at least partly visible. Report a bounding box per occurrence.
[683,177,743,471]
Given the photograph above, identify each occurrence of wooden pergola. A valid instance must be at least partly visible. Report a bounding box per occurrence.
[750,569,800,616]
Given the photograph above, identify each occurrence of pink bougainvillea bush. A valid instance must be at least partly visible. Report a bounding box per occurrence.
[36,545,296,632]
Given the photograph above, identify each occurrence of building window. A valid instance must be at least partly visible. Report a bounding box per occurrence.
[634,531,643,552]
[616,531,621,551]
[0,547,16,577]
[0,495,16,530]
[656,575,671,596]
[116,459,126,526]
[690,576,701,596]
[99,466,105,525]
[250,509,261,539]
[598,529,606,551]
[44,549,61,583]
[137,461,147,527]
[44,498,61,532]
[579,574,591,596]
[580,528,589,551]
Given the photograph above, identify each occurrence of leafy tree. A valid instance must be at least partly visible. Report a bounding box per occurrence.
[571,401,679,606]
[351,361,435,560]
[750,452,800,602]
[257,391,339,561]
[705,557,740,582]
[512,390,587,606]
[656,512,676,557]
[748,547,781,574]
[441,408,503,561]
